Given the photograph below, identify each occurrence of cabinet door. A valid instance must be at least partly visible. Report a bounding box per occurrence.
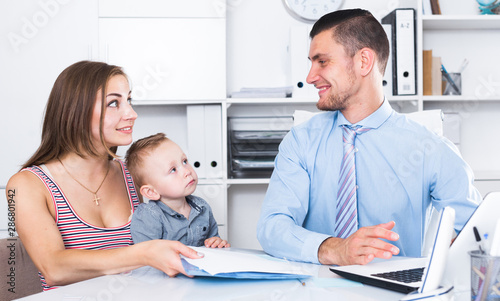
[99,0,225,18]
[193,184,227,228]
[99,18,226,101]
[0,0,98,185]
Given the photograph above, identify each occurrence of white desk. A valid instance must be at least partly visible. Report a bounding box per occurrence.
[16,265,409,301]
[15,248,472,301]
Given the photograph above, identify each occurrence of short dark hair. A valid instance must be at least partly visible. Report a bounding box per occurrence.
[310,8,389,74]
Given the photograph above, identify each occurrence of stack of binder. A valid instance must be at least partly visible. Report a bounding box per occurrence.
[228,116,293,178]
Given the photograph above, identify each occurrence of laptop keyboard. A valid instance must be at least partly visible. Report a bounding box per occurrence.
[371,267,424,283]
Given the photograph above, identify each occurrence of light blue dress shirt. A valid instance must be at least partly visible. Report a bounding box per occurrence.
[257,100,481,264]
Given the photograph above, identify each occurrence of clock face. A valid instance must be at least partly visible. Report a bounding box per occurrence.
[283,0,344,22]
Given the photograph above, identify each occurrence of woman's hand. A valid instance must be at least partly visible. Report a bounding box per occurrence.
[143,240,204,277]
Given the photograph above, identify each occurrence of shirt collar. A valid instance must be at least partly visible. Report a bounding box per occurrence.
[337,98,393,129]
[153,195,204,218]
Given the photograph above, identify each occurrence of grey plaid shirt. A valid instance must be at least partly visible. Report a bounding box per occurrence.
[131,195,219,246]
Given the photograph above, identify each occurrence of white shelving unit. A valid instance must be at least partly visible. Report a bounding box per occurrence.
[422,14,500,30]
[420,3,500,185]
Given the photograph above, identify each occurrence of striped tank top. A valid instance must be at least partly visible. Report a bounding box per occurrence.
[24,160,140,291]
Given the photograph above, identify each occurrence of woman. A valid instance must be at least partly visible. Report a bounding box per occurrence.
[6,61,202,290]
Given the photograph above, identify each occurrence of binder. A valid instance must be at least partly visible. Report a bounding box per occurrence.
[381,24,393,97]
[430,0,442,14]
[382,8,416,95]
[431,56,442,95]
[187,105,207,178]
[187,105,223,179]
[423,50,433,95]
[422,0,433,15]
[204,105,223,178]
[289,25,316,99]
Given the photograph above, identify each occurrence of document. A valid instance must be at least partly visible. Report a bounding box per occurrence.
[182,247,314,279]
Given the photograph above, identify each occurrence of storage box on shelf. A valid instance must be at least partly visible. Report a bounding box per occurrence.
[225,101,319,184]
[228,116,293,179]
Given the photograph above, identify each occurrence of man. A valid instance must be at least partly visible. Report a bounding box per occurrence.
[256,9,480,266]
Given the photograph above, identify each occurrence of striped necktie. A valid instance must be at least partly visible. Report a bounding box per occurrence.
[335,125,371,239]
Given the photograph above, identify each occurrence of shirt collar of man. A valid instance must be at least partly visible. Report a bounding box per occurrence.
[337,98,393,130]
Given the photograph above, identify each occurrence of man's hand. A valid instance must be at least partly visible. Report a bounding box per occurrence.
[318,221,400,266]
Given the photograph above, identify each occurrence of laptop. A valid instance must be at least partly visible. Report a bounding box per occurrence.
[330,206,454,294]
[330,192,500,294]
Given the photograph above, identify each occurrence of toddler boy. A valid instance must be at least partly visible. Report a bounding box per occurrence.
[126,133,229,248]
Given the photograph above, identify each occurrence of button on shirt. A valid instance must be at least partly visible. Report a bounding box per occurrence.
[257,100,481,264]
[131,195,219,247]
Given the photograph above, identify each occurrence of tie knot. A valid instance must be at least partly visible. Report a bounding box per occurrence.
[344,124,370,134]
[341,125,371,144]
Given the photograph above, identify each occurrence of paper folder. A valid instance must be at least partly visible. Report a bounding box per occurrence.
[182,247,313,280]
[187,105,223,179]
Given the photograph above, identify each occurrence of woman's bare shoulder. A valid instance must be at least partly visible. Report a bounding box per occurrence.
[8,168,38,186]
[6,168,48,201]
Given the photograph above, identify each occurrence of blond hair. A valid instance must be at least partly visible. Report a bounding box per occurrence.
[125,132,170,188]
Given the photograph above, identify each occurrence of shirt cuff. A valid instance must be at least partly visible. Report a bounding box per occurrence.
[301,233,332,264]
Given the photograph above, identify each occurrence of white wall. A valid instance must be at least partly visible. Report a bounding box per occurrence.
[226,0,405,94]
[0,0,99,186]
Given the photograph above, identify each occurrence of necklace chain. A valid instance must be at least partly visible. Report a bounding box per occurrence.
[58,158,110,206]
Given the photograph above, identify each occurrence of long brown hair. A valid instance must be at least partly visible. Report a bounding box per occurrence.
[22,61,127,169]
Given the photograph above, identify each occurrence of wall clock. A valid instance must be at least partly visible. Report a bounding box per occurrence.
[282,0,344,22]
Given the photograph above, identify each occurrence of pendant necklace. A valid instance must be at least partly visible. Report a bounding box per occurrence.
[58,158,110,206]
